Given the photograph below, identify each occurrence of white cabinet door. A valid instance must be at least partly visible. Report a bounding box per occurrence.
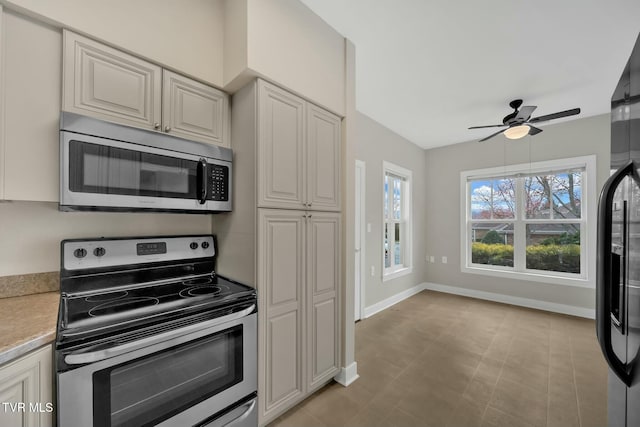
[63,30,162,130]
[257,81,306,209]
[0,10,61,202]
[258,209,306,424]
[162,70,229,146]
[0,346,53,427]
[306,213,341,390]
[306,105,341,211]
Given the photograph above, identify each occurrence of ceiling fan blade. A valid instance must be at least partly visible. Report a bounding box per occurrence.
[529,108,581,123]
[528,125,543,136]
[479,129,505,142]
[514,105,537,122]
[468,124,507,129]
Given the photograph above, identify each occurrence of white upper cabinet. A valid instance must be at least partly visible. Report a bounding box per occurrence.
[0,9,61,202]
[306,104,341,211]
[257,80,341,211]
[63,31,229,147]
[162,70,229,147]
[257,81,306,209]
[63,30,162,130]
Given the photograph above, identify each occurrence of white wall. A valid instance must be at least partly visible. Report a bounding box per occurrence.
[2,0,225,86]
[356,112,428,307]
[0,202,211,276]
[223,0,345,115]
[424,114,611,310]
[223,0,247,88]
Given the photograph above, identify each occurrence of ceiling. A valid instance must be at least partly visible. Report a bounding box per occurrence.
[299,0,640,149]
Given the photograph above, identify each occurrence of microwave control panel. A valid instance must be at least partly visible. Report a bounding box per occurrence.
[209,164,229,201]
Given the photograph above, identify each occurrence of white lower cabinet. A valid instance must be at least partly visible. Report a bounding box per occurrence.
[0,346,53,427]
[258,209,340,425]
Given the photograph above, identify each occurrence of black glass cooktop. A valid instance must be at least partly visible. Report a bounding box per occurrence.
[62,274,255,333]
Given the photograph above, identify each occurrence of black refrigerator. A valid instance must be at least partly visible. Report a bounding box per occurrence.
[597,32,640,427]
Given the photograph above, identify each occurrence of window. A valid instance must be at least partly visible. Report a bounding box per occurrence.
[383,161,412,280]
[461,155,596,287]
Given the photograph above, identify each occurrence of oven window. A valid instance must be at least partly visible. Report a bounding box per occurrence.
[93,326,243,427]
[69,140,198,199]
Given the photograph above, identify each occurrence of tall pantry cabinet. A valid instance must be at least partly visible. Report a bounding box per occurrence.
[213,79,341,425]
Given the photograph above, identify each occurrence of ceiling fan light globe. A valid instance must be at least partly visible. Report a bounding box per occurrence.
[504,124,531,140]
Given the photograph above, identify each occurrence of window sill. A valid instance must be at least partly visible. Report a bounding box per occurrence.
[461,265,594,288]
[383,267,413,282]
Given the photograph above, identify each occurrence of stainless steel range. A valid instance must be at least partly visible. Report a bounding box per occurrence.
[55,235,257,427]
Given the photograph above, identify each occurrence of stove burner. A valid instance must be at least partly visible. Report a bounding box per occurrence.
[85,290,128,303]
[182,277,213,286]
[179,284,231,298]
[88,297,160,317]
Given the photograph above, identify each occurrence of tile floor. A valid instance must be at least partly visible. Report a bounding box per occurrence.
[268,290,608,427]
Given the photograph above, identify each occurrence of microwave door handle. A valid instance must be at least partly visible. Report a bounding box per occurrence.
[64,304,255,365]
[596,161,633,386]
[197,158,208,204]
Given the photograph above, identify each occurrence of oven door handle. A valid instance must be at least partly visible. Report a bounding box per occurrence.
[222,398,256,427]
[64,304,255,365]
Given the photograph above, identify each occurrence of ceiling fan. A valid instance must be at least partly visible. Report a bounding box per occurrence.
[469,99,581,142]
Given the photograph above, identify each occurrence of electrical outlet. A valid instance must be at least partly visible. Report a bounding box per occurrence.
[442,256,448,264]
[430,256,435,263]
[367,223,372,233]
[370,266,375,276]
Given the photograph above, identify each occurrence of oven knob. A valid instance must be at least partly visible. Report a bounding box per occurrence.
[201,241,210,249]
[93,247,106,257]
[73,248,87,258]
[190,242,199,250]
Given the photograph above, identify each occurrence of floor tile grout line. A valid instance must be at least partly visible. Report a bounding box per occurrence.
[569,332,583,427]
[546,322,552,427]
[479,308,512,424]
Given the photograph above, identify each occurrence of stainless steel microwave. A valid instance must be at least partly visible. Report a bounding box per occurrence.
[60,112,232,213]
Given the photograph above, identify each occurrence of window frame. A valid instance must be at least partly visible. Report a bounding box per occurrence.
[382,161,413,281]
[460,155,596,288]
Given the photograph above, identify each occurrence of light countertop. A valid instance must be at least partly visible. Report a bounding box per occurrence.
[0,292,59,365]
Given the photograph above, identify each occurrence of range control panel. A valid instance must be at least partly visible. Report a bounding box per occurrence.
[63,236,215,271]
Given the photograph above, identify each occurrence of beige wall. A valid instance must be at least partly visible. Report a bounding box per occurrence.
[222,0,345,115]
[1,0,225,86]
[424,114,611,310]
[356,112,428,307]
[0,202,211,276]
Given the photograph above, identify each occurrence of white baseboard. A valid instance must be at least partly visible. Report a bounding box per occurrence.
[363,284,425,318]
[422,282,595,319]
[334,362,359,386]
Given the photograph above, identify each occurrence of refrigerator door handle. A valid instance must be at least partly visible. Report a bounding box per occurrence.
[597,161,634,387]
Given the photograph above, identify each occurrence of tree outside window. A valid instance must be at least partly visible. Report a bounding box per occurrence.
[383,162,412,280]
[462,156,595,286]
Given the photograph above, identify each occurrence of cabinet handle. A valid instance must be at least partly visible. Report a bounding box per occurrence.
[308,214,312,218]
[164,126,171,132]
[154,122,160,130]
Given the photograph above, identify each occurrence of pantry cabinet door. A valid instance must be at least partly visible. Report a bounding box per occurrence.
[258,209,306,424]
[306,213,341,391]
[257,81,306,209]
[306,105,341,211]
[162,70,229,147]
[63,30,161,130]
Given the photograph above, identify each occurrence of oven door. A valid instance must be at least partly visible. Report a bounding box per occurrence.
[60,131,231,212]
[57,311,256,427]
